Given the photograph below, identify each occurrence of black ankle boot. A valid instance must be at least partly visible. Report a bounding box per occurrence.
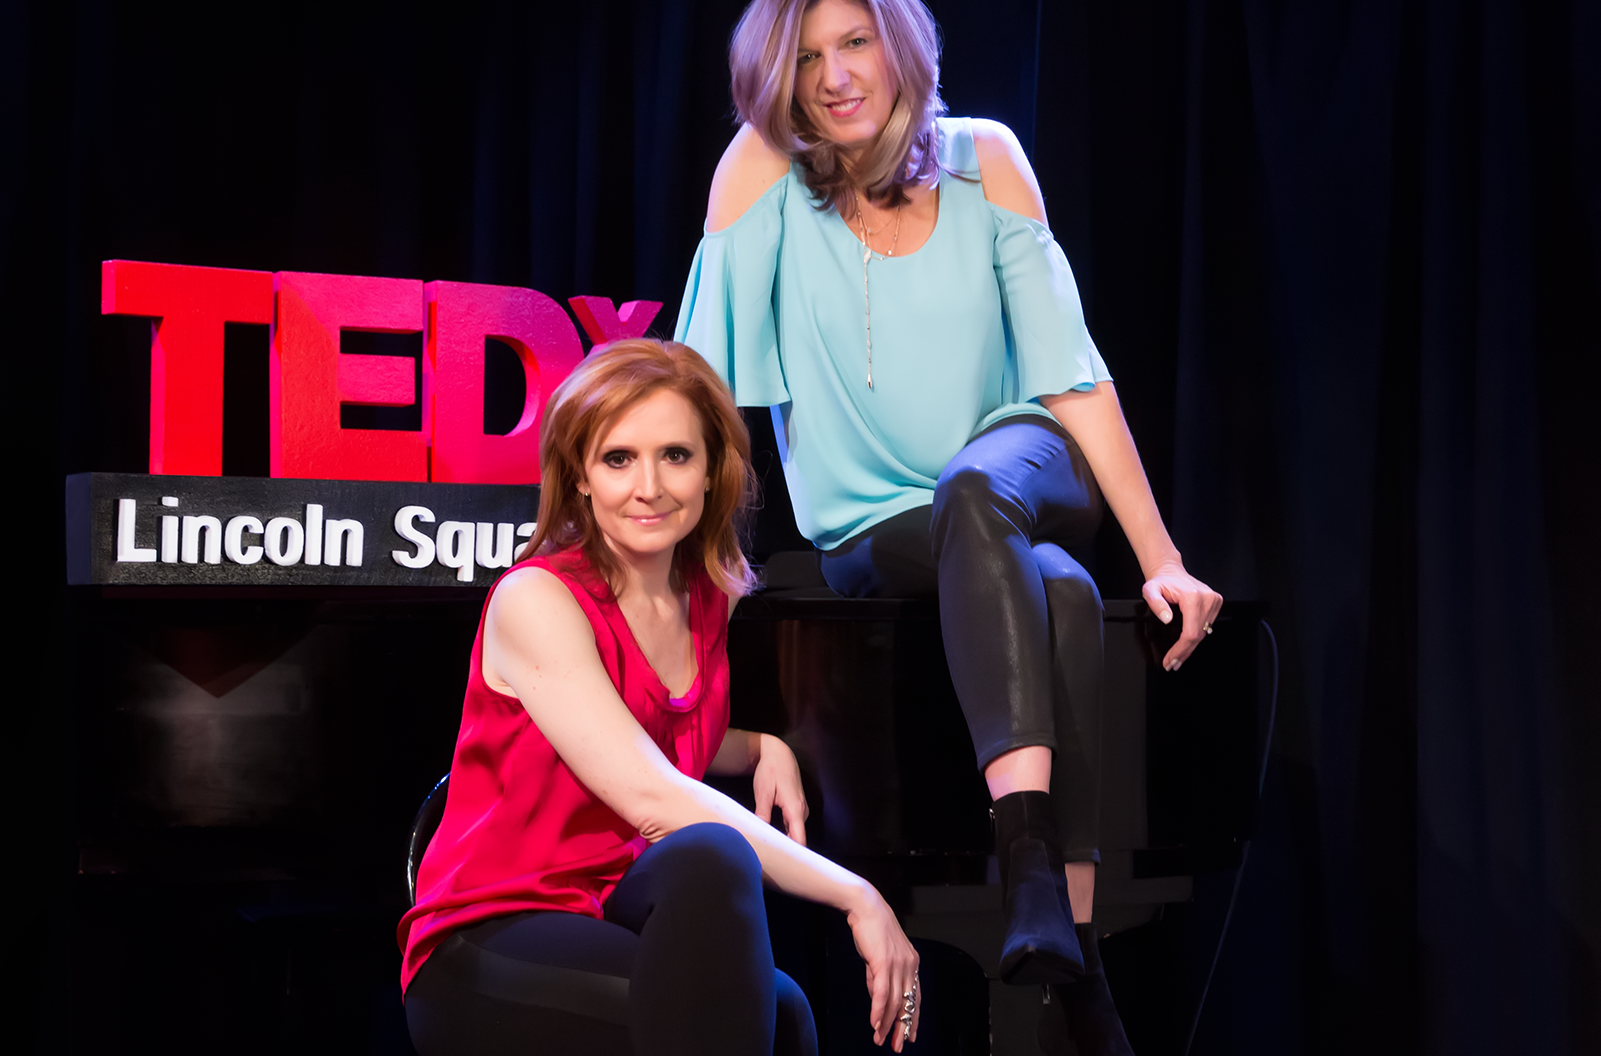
[991,791,1084,985]
[1037,924,1135,1056]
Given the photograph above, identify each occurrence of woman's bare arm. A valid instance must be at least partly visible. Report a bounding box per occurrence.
[706,124,791,232]
[483,569,814,863]
[971,118,1049,224]
[1039,384,1219,667]
[483,567,906,1039]
[707,728,810,846]
[484,568,824,859]
[973,120,1223,669]
[706,594,811,843]
[708,727,761,774]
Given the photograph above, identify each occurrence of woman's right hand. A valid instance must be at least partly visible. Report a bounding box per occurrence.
[752,733,809,845]
[846,889,921,1050]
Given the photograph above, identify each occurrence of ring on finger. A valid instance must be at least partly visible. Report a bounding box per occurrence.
[900,973,920,1037]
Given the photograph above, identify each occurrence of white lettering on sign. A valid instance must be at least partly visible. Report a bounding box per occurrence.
[116,499,158,562]
[224,515,265,564]
[111,497,526,579]
[306,504,325,566]
[265,516,305,566]
[114,498,360,569]
[436,521,475,583]
[325,518,363,567]
[161,495,180,563]
[392,506,437,568]
[181,515,223,564]
[390,507,531,579]
[476,522,514,570]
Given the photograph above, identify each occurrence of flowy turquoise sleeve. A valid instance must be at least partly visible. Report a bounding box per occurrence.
[990,204,1112,399]
[673,178,791,407]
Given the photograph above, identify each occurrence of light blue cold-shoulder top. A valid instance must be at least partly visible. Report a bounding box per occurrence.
[674,117,1110,550]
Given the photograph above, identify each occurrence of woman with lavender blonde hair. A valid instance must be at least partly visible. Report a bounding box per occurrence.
[677,1,1223,1052]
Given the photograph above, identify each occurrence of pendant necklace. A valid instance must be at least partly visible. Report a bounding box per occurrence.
[854,189,902,390]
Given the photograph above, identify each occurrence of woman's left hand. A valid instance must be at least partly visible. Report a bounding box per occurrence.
[1141,564,1224,672]
[752,733,809,846]
[846,889,921,1051]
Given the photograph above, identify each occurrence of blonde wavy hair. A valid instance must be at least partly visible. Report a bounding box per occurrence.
[521,339,757,599]
[729,0,945,209]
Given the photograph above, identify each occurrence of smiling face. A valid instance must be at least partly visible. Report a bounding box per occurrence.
[794,0,895,154]
[580,388,710,567]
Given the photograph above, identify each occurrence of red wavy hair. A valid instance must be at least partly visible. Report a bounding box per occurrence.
[521,339,757,598]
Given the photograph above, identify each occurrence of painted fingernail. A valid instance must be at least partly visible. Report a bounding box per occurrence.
[1173,660,1183,671]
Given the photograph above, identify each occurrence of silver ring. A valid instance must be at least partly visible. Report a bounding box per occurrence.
[900,973,919,1036]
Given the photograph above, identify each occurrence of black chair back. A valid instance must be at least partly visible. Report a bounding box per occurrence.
[406,773,450,905]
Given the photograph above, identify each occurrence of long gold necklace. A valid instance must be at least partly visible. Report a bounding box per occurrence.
[853,189,902,390]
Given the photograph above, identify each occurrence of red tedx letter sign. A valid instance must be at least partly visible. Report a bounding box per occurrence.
[428,281,584,484]
[101,261,274,475]
[567,296,663,346]
[272,272,428,481]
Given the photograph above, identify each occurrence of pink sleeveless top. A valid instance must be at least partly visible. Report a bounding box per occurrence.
[396,548,731,992]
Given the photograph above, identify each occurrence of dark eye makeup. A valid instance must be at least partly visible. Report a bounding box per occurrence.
[598,446,697,468]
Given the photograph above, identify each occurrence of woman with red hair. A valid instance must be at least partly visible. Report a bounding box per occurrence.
[399,339,919,1056]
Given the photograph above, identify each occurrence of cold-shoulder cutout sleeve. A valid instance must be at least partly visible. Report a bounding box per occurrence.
[990,204,1112,400]
[673,177,791,408]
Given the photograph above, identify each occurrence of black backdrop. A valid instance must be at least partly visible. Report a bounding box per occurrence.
[8,0,1598,1053]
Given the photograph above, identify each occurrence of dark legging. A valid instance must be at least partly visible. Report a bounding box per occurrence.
[818,417,1106,861]
[406,824,818,1056]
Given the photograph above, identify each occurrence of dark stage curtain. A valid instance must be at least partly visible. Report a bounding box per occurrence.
[1146,2,1600,1053]
[7,0,1596,1053]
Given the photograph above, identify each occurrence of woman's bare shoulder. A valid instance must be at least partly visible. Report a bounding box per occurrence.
[480,564,605,698]
[707,124,792,233]
[488,566,592,645]
[969,118,1049,226]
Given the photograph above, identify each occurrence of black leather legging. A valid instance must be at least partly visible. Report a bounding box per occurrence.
[818,417,1106,862]
[406,824,817,1056]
